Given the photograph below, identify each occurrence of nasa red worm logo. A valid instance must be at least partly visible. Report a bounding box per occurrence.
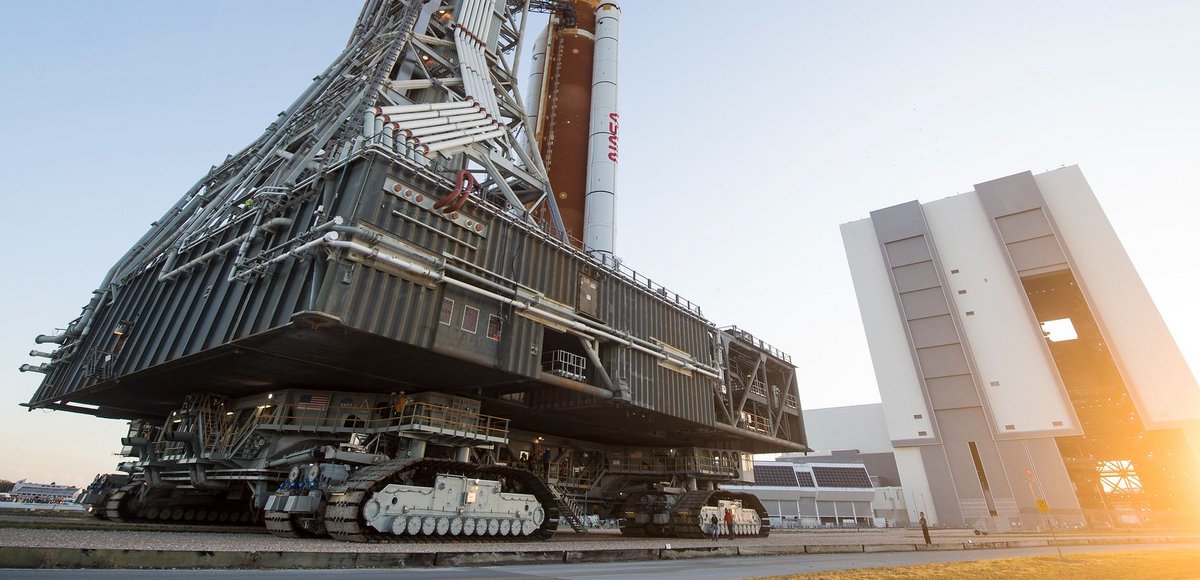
[607,112,619,163]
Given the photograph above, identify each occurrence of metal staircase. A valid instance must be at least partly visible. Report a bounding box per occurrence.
[546,482,588,533]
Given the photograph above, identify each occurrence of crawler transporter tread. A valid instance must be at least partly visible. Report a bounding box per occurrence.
[319,458,559,542]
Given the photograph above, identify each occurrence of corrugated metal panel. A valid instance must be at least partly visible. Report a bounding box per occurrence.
[336,267,439,348]
[31,160,345,406]
[327,165,725,425]
[34,157,737,434]
[503,314,542,379]
[603,272,718,426]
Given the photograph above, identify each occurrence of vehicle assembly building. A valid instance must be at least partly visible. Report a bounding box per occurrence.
[18,0,806,542]
[842,167,1200,531]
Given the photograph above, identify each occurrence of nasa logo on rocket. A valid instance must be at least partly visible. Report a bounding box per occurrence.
[608,112,619,163]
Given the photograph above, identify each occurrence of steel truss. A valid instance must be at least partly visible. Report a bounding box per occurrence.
[66,1,562,324]
[714,327,802,442]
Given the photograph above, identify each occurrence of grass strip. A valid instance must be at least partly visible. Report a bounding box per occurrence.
[758,547,1200,579]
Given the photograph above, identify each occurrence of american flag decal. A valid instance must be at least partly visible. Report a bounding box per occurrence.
[296,394,330,411]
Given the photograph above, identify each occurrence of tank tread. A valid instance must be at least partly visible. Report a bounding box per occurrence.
[99,479,257,526]
[616,491,656,537]
[264,511,304,538]
[324,458,560,543]
[324,459,416,542]
[617,524,647,537]
[103,483,142,522]
[669,489,716,539]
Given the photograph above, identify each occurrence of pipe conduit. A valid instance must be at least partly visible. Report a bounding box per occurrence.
[321,235,721,381]
[160,217,293,282]
[325,223,723,380]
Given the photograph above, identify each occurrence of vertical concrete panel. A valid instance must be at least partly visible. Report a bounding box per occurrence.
[934,407,992,443]
[908,315,960,348]
[899,287,952,319]
[994,209,1054,242]
[1004,236,1069,274]
[1025,438,1083,515]
[891,261,941,293]
[870,201,927,242]
[884,237,933,266]
[996,439,1039,518]
[920,445,964,526]
[926,375,981,410]
[944,443,984,501]
[974,171,1043,216]
[972,439,1016,502]
[915,345,971,378]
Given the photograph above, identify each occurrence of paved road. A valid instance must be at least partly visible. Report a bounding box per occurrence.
[4,542,1195,579]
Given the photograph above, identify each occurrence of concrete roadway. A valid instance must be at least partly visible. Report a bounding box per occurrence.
[4,542,1194,580]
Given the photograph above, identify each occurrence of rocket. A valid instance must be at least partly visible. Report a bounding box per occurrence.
[527,1,620,261]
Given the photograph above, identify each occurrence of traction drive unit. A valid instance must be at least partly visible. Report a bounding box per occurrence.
[25,0,807,542]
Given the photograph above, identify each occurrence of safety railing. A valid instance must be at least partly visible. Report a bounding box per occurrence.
[152,439,187,459]
[607,454,739,478]
[543,350,587,381]
[249,400,510,441]
[741,412,770,435]
[721,325,793,363]
[151,401,510,461]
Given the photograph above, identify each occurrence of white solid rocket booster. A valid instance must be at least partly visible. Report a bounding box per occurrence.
[583,2,620,261]
[524,25,549,156]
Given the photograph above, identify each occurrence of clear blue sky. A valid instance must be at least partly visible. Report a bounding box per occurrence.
[1,1,1197,484]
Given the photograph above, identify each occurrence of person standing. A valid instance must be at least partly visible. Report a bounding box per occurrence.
[709,513,720,541]
[919,511,931,545]
[723,508,735,539]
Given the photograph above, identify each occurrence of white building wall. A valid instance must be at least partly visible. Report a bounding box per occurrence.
[841,219,935,443]
[872,487,909,525]
[1035,166,1200,427]
[802,403,894,454]
[893,446,937,524]
[921,193,1079,434]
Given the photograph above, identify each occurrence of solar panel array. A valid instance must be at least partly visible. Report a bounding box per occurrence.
[795,471,816,488]
[754,464,799,487]
[811,465,873,488]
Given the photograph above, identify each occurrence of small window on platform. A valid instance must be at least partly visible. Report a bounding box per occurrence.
[487,315,503,341]
[1040,318,1078,342]
[462,306,479,334]
[440,299,454,326]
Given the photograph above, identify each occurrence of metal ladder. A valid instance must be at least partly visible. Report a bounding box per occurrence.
[546,483,588,533]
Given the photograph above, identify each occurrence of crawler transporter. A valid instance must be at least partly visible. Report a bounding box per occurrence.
[27,0,808,542]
